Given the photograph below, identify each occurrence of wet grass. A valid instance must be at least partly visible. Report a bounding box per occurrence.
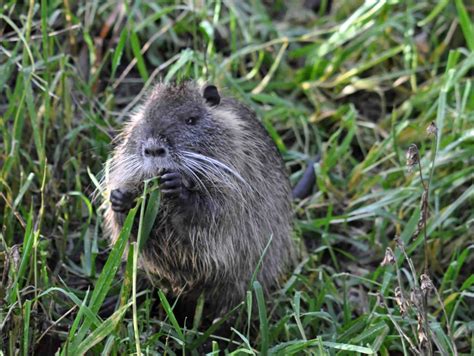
[1,0,473,354]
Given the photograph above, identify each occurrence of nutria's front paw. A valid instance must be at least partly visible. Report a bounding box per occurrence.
[110,188,136,213]
[159,168,191,200]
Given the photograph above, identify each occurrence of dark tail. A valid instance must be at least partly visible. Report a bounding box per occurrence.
[292,156,320,200]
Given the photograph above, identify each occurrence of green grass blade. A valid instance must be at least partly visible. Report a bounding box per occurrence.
[130,29,149,82]
[7,206,33,304]
[73,303,131,355]
[22,299,32,356]
[72,206,137,347]
[164,49,194,82]
[138,180,160,251]
[12,173,35,210]
[157,290,185,342]
[253,281,269,355]
[454,0,474,51]
[36,288,101,328]
[111,28,127,78]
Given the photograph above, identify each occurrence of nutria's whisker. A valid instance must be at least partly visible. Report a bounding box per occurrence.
[181,151,250,187]
[180,155,245,198]
[178,161,212,198]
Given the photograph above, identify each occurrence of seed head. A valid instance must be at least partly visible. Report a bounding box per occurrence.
[410,287,423,310]
[420,273,434,295]
[406,144,419,170]
[381,247,396,266]
[417,316,428,346]
[426,121,438,136]
[376,292,387,308]
[395,287,408,316]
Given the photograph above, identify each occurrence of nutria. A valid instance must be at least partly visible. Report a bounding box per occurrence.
[103,81,295,316]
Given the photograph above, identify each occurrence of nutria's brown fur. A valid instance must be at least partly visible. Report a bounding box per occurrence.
[103,81,294,316]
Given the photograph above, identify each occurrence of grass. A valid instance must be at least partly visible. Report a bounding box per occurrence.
[1,0,473,354]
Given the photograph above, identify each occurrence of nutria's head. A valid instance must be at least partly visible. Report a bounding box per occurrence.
[108,82,247,191]
[124,82,222,174]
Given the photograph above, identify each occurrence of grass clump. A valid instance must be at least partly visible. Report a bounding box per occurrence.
[1,0,473,354]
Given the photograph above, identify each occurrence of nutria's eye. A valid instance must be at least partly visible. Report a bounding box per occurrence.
[185,116,199,125]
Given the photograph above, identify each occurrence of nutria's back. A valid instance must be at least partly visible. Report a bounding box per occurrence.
[103,81,294,315]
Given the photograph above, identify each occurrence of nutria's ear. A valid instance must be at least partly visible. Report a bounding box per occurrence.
[203,85,220,106]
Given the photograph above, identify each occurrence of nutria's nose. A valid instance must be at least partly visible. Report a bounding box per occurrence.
[143,143,167,157]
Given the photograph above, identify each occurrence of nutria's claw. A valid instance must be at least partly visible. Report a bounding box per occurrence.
[159,170,189,200]
[110,188,135,213]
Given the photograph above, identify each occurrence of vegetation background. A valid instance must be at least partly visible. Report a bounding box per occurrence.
[0,0,473,354]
